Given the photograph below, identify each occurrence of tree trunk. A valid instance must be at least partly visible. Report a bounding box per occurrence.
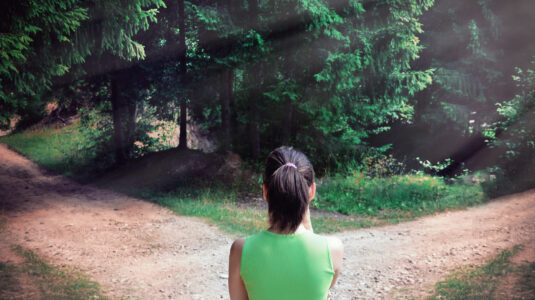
[248,64,261,158]
[220,69,232,150]
[220,0,234,151]
[249,113,260,157]
[282,98,293,144]
[249,67,261,157]
[111,74,127,164]
[229,75,238,148]
[126,100,137,158]
[248,0,261,158]
[178,98,187,149]
[177,0,188,150]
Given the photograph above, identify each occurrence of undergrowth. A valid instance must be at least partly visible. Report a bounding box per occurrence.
[2,123,488,236]
[131,184,382,236]
[315,173,485,217]
[0,123,112,181]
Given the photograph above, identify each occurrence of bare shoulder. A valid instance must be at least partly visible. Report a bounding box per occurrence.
[326,236,343,252]
[230,238,246,254]
[326,236,343,272]
[229,238,247,270]
[228,238,248,299]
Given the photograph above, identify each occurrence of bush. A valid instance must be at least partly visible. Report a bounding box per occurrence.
[484,66,535,198]
[481,158,535,198]
[0,106,115,180]
[74,107,115,172]
[361,154,407,178]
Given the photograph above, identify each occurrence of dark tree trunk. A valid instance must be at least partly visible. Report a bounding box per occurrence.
[248,66,261,158]
[126,100,137,158]
[282,98,293,144]
[177,0,188,149]
[178,98,187,149]
[249,114,260,157]
[248,0,261,158]
[220,69,232,150]
[219,0,234,151]
[229,76,238,148]
[111,74,127,164]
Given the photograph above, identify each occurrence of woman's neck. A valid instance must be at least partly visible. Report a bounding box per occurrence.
[267,207,313,234]
[268,223,308,235]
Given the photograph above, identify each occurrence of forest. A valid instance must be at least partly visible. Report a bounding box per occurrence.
[2,0,535,195]
[1,1,535,299]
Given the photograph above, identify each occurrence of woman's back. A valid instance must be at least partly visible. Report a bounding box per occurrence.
[228,147,343,299]
[240,230,334,300]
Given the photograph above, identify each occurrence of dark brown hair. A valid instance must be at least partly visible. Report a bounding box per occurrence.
[263,146,315,232]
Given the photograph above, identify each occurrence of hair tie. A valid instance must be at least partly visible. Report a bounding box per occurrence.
[283,162,297,169]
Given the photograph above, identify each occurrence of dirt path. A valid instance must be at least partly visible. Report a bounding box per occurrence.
[0,144,231,299]
[0,143,534,299]
[332,192,535,299]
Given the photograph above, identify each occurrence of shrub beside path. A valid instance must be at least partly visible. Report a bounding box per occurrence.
[0,143,533,299]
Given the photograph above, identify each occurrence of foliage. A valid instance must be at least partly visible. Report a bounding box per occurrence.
[175,0,436,169]
[315,173,484,216]
[377,0,535,178]
[310,0,434,147]
[416,157,453,174]
[0,120,112,180]
[484,65,535,197]
[4,0,535,204]
[0,0,88,129]
[2,121,489,237]
[75,107,115,171]
[336,150,408,178]
[0,104,174,180]
[0,0,164,129]
[360,153,407,178]
[3,0,535,179]
[416,0,506,135]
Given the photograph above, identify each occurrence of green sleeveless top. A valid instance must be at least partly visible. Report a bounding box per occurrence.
[240,230,335,300]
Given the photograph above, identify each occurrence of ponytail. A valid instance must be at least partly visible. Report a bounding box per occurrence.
[263,146,315,232]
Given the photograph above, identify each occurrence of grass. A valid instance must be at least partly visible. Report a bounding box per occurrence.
[140,189,472,237]
[144,188,266,234]
[316,173,485,218]
[0,261,20,300]
[1,211,106,299]
[427,245,535,299]
[516,262,535,298]
[0,245,108,300]
[0,122,111,181]
[0,124,82,178]
[2,123,488,237]
[132,185,383,236]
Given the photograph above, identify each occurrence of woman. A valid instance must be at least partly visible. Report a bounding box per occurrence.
[228,146,344,300]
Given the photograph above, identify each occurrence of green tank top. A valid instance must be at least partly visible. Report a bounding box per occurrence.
[240,230,335,300]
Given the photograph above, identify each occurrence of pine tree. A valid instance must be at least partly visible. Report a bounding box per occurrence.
[0,0,164,162]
